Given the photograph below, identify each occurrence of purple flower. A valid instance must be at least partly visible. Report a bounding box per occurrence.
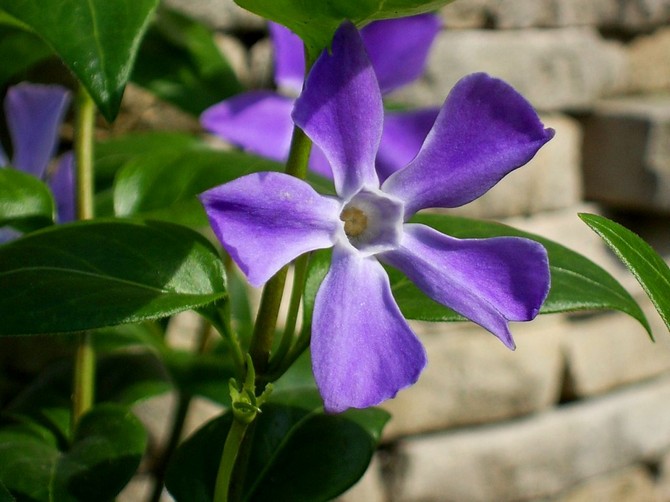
[200,23,554,413]
[0,83,74,226]
[201,15,441,179]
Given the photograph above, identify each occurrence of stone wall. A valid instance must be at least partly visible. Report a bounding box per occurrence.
[161,1,670,500]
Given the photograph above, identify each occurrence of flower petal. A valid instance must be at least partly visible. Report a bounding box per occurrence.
[200,172,340,286]
[268,22,305,94]
[200,91,295,162]
[312,246,426,413]
[381,224,550,349]
[292,22,382,200]
[6,83,71,179]
[383,73,554,217]
[376,107,439,182]
[361,14,441,95]
[48,151,75,223]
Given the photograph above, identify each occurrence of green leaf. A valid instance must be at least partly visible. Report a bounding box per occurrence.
[113,142,333,227]
[235,0,454,60]
[133,6,242,115]
[388,214,651,335]
[166,389,390,502]
[0,405,147,501]
[580,212,670,334]
[0,219,227,335]
[0,0,159,121]
[0,26,51,86]
[0,480,15,502]
[0,167,54,230]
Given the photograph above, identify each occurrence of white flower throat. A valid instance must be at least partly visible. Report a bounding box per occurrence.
[338,188,404,256]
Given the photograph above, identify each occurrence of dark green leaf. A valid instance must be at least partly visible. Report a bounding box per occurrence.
[166,389,389,502]
[234,0,454,60]
[0,26,51,86]
[113,143,333,227]
[0,219,227,335]
[0,167,54,229]
[133,6,242,115]
[580,212,670,334]
[0,405,147,501]
[388,214,651,335]
[0,479,15,502]
[0,0,159,121]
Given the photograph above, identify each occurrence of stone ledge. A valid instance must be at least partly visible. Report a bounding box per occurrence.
[391,28,628,112]
[391,375,670,501]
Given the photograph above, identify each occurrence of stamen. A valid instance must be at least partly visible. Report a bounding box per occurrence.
[341,207,368,237]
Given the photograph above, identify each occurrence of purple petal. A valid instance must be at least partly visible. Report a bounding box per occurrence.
[308,145,333,179]
[6,83,71,179]
[293,22,382,200]
[380,224,550,349]
[268,22,305,94]
[382,73,554,217]
[312,246,426,413]
[48,151,75,223]
[376,107,439,182]
[200,91,295,162]
[361,14,441,95]
[200,172,340,287]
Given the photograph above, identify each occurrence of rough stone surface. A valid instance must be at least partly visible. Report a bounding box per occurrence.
[581,95,670,212]
[552,466,659,502]
[441,0,670,31]
[391,28,628,112]
[163,0,265,31]
[629,27,670,93]
[391,376,670,501]
[563,303,670,398]
[382,314,565,438]
[451,114,582,219]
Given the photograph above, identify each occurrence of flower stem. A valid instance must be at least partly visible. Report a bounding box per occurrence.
[213,419,249,502]
[248,125,313,379]
[72,85,96,426]
[268,253,310,372]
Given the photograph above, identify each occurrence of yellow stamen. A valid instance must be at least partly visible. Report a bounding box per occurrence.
[340,207,368,237]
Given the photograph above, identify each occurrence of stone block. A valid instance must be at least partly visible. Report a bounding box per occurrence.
[581,95,670,213]
[629,27,670,93]
[450,114,582,219]
[553,466,659,502]
[382,314,565,438]
[441,0,670,31]
[562,304,670,398]
[163,0,265,31]
[390,376,670,501]
[391,28,629,112]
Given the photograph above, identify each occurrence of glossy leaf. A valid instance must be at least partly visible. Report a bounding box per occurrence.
[0,0,159,121]
[0,405,146,501]
[0,167,54,229]
[166,389,390,502]
[0,26,51,86]
[235,0,454,60]
[385,214,651,335]
[133,6,242,115]
[580,212,670,334]
[113,143,332,227]
[0,220,227,335]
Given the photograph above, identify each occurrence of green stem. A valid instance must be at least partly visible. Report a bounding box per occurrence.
[213,419,249,502]
[268,253,310,371]
[248,124,313,380]
[72,85,96,426]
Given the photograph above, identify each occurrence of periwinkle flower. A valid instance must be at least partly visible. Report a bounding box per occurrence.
[201,23,554,413]
[0,83,74,227]
[201,15,441,179]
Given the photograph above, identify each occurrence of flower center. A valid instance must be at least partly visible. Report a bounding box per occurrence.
[341,207,368,237]
[337,189,404,256]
